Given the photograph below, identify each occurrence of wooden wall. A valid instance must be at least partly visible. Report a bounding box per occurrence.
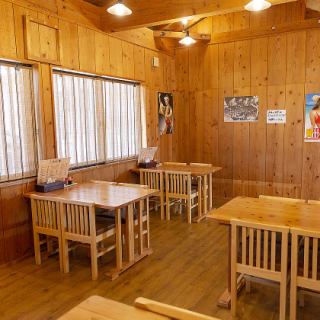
[174,1,320,200]
[0,0,175,264]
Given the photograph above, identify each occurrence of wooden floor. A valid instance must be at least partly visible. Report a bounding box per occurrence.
[0,202,320,320]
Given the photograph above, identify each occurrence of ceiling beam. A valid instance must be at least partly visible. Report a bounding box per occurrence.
[153,30,211,41]
[101,0,297,31]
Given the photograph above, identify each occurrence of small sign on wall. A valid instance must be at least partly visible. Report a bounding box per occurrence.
[267,110,286,124]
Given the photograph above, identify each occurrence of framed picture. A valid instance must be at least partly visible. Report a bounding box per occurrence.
[158,92,173,135]
[305,93,320,142]
[224,96,259,122]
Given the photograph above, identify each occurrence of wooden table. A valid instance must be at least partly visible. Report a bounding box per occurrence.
[132,164,222,222]
[207,196,320,308]
[25,182,158,280]
[58,295,169,320]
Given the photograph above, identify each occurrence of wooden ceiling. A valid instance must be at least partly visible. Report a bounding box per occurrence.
[83,0,298,31]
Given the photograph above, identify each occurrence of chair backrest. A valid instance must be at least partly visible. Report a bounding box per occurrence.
[140,169,163,191]
[291,227,320,290]
[165,171,191,198]
[231,219,289,281]
[259,195,306,203]
[308,200,320,205]
[134,297,221,320]
[117,182,148,188]
[189,162,212,167]
[91,180,117,185]
[30,195,60,231]
[163,162,187,166]
[60,200,96,242]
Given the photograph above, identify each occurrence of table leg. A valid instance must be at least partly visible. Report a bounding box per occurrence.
[115,208,122,271]
[209,173,213,209]
[217,226,245,309]
[197,176,202,220]
[126,204,135,263]
[137,200,143,255]
[146,197,150,249]
[203,174,208,215]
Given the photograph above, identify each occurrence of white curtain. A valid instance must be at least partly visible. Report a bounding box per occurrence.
[53,71,147,168]
[0,63,38,182]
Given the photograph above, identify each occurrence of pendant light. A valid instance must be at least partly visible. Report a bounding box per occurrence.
[244,0,271,11]
[179,31,196,46]
[107,0,132,16]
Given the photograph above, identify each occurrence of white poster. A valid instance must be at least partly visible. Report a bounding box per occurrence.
[267,110,286,124]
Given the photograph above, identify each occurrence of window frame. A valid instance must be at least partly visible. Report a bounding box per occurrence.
[51,67,146,171]
[0,59,42,185]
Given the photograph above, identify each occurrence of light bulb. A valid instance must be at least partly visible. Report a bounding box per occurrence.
[179,32,196,46]
[244,0,271,11]
[181,17,189,26]
[107,1,132,16]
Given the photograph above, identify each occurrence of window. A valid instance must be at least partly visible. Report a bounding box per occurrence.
[0,62,39,182]
[53,70,147,168]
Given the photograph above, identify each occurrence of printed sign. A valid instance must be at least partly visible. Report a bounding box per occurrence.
[305,93,320,142]
[267,110,286,124]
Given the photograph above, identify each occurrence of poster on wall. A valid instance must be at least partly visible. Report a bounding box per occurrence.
[305,94,320,142]
[158,92,173,135]
[224,96,259,122]
[267,110,286,124]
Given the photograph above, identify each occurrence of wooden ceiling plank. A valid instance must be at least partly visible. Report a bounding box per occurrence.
[101,0,297,31]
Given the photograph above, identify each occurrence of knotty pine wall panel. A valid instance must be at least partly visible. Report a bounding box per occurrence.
[0,0,175,264]
[175,12,320,200]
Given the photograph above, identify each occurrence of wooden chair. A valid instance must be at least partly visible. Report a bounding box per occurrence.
[163,162,187,166]
[259,195,306,203]
[165,171,198,224]
[140,169,164,220]
[308,200,320,205]
[134,297,221,320]
[30,194,63,271]
[189,162,212,167]
[59,199,116,280]
[290,227,320,320]
[230,219,289,320]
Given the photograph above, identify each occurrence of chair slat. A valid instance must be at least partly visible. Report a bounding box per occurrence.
[242,227,247,265]
[304,237,310,278]
[263,231,269,269]
[249,228,254,266]
[312,237,318,280]
[256,229,261,268]
[271,231,276,271]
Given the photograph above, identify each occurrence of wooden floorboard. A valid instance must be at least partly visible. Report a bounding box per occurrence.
[0,200,319,319]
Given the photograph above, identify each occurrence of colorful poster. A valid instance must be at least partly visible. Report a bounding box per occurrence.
[305,94,320,142]
[158,92,173,135]
[267,110,286,124]
[224,96,259,122]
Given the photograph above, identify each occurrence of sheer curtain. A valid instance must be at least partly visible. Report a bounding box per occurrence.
[0,63,38,182]
[53,70,147,168]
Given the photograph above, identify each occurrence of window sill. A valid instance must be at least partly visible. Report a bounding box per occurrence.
[0,158,138,189]
[69,157,138,174]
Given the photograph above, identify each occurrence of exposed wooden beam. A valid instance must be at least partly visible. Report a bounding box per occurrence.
[101,0,297,31]
[153,30,211,41]
[209,17,320,44]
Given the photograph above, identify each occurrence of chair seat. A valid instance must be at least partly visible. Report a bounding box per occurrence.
[96,217,116,235]
[96,208,139,224]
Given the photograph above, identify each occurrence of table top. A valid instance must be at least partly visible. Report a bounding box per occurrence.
[208,196,320,231]
[132,164,222,176]
[58,295,169,320]
[25,182,158,209]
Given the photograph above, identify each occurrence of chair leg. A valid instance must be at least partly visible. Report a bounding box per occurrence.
[90,243,98,280]
[62,239,70,273]
[245,278,251,293]
[187,197,191,224]
[33,232,41,265]
[290,282,297,320]
[279,280,287,320]
[160,193,164,220]
[231,272,237,317]
[58,236,64,273]
[166,195,170,221]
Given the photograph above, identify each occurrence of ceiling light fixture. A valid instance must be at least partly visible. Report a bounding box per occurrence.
[244,0,271,11]
[179,31,196,46]
[181,17,190,26]
[107,0,132,16]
